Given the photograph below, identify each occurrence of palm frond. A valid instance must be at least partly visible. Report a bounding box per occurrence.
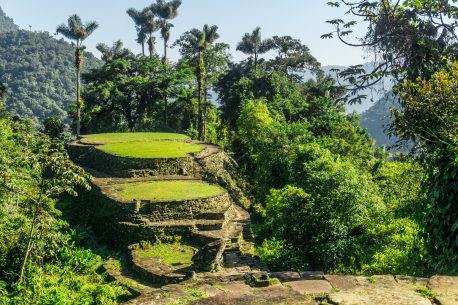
[204,25,219,44]
[68,14,82,33]
[259,38,274,54]
[84,21,99,37]
[127,8,143,25]
[56,24,79,41]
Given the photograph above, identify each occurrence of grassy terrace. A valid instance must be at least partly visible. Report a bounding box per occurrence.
[135,243,197,269]
[107,180,225,202]
[96,141,204,159]
[80,132,189,144]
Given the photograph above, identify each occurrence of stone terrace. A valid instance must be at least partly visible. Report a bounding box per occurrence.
[69,133,268,289]
[68,133,458,305]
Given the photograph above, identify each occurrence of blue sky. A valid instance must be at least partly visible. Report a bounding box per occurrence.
[0,0,367,66]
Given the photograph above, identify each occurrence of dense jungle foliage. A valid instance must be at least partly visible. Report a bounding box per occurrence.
[0,98,130,303]
[0,0,457,303]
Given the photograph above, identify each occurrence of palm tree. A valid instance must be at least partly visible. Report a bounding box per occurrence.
[236,27,274,71]
[176,25,220,140]
[151,0,182,63]
[136,30,147,56]
[127,8,146,55]
[160,23,173,63]
[56,14,98,137]
[143,9,159,58]
[96,40,132,62]
[127,7,158,57]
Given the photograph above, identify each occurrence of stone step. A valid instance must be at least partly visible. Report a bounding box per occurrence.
[131,206,232,223]
[196,221,226,231]
[224,247,241,255]
[225,242,240,250]
[196,209,231,221]
[122,218,226,230]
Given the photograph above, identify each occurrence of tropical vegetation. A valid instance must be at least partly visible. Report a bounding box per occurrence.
[0,0,457,303]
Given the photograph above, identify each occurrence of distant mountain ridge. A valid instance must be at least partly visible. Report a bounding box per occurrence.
[0,6,101,121]
[317,64,398,148]
[320,64,394,114]
[360,91,400,148]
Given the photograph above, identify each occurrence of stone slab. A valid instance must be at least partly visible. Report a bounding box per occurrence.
[428,276,458,305]
[187,282,315,305]
[269,271,301,282]
[395,275,429,287]
[325,275,357,290]
[218,282,254,296]
[354,275,397,287]
[329,286,432,305]
[300,271,324,280]
[286,279,332,295]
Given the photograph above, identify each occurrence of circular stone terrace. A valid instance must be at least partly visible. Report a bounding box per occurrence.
[80,132,205,159]
[104,179,226,202]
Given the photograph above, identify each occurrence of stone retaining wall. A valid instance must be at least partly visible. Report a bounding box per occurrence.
[198,152,252,209]
[115,222,195,246]
[133,193,232,222]
[68,142,198,178]
[71,179,232,247]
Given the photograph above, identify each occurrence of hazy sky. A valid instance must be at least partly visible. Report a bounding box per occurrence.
[0,0,368,66]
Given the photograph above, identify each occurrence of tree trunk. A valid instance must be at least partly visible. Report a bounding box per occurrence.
[75,47,83,137]
[19,196,41,284]
[19,218,36,283]
[141,41,145,56]
[197,79,203,141]
[148,35,155,58]
[76,69,81,137]
[197,52,206,141]
[203,87,208,140]
[254,52,258,71]
[163,39,167,64]
[163,89,168,127]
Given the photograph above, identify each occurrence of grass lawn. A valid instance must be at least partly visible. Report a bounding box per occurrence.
[96,141,204,159]
[108,180,225,201]
[135,243,197,269]
[81,132,189,144]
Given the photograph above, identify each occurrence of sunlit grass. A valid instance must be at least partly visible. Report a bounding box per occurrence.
[96,141,204,159]
[108,180,225,201]
[135,243,197,269]
[81,132,189,144]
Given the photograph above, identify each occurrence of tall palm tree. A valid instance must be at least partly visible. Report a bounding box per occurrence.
[177,25,220,140]
[96,40,132,62]
[127,8,146,56]
[127,7,158,58]
[151,0,182,63]
[143,9,159,58]
[56,14,98,137]
[136,30,147,56]
[236,27,274,71]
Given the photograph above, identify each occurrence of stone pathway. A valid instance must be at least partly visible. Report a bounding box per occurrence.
[119,274,458,305]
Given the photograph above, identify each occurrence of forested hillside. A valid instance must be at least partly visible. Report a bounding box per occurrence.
[0,23,101,121]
